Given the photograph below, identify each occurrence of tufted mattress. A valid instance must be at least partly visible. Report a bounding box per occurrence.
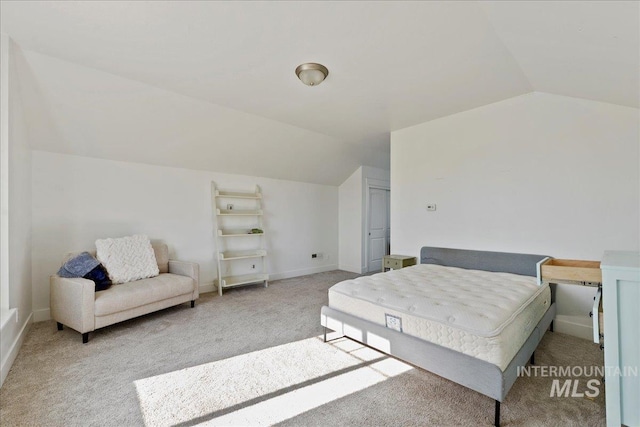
[328,264,551,371]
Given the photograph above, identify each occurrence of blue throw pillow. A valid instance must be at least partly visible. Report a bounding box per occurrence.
[84,264,112,292]
[57,252,112,292]
[58,252,99,278]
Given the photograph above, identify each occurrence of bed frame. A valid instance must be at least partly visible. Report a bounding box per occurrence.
[321,247,556,427]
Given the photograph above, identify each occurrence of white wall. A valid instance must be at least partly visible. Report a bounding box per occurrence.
[0,34,9,313]
[338,167,363,273]
[31,151,338,320]
[338,165,390,273]
[15,48,385,187]
[1,36,33,387]
[391,92,639,339]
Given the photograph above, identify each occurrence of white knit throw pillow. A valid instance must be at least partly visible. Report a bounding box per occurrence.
[95,235,159,284]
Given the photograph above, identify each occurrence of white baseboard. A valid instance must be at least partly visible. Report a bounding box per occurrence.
[36,268,341,314]
[199,281,216,294]
[269,264,338,281]
[200,265,340,294]
[1,312,32,388]
[338,264,362,274]
[554,314,594,341]
[33,308,51,322]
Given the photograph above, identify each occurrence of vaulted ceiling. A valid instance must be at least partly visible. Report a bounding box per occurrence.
[1,1,638,185]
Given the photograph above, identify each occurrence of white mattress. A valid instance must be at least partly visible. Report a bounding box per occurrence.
[328,264,551,371]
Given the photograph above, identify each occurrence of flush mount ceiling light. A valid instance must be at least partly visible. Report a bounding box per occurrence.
[295,63,329,87]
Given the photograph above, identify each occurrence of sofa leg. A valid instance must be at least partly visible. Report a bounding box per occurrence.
[57,322,63,331]
[191,300,195,308]
[82,333,89,344]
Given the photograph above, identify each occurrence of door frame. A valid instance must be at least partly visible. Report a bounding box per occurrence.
[363,177,390,273]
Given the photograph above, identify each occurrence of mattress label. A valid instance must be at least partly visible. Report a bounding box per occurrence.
[385,314,403,332]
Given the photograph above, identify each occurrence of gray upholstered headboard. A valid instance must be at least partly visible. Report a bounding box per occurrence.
[420,247,548,277]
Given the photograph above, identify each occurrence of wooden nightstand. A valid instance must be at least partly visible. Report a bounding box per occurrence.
[383,255,417,272]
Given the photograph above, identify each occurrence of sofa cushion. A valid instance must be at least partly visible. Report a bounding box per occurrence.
[96,235,159,284]
[94,273,194,316]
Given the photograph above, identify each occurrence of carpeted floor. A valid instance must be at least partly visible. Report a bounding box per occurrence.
[0,270,605,426]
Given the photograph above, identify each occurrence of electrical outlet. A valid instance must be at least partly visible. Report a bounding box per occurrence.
[252,264,256,269]
[317,252,324,259]
[426,204,437,211]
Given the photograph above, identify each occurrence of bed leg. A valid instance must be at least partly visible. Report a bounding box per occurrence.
[549,320,554,332]
[530,351,535,365]
[494,400,500,427]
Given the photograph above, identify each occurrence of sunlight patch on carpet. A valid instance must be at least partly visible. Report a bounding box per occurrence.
[134,336,412,426]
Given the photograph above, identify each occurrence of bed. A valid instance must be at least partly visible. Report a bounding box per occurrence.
[320,247,556,427]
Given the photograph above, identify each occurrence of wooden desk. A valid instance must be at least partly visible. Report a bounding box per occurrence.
[540,258,603,343]
[540,258,602,285]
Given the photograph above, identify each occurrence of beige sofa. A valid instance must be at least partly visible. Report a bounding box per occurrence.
[50,243,199,343]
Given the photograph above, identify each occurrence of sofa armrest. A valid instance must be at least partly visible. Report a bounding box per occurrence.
[50,275,95,334]
[168,260,200,299]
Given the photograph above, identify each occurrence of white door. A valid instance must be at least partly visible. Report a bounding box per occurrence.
[368,188,390,272]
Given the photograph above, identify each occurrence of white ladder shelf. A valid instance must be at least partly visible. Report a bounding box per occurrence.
[212,182,268,295]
